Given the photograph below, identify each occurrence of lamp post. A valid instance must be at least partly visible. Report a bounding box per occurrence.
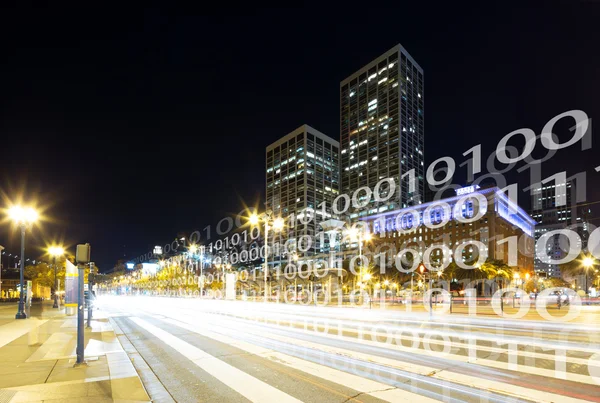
[8,206,38,319]
[583,257,596,296]
[0,245,4,299]
[249,212,284,302]
[346,227,371,298]
[419,262,433,317]
[49,246,64,308]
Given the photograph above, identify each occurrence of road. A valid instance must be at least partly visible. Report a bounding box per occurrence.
[99,296,600,403]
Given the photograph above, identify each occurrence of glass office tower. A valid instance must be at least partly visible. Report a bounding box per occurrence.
[340,44,424,219]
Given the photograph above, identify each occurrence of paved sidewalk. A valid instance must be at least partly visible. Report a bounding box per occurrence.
[0,301,151,403]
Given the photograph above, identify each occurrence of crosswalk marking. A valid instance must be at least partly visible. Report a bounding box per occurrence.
[190,310,598,385]
[129,317,303,403]
[175,312,593,403]
[161,317,441,403]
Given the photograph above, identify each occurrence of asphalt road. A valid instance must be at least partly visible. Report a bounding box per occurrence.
[100,296,600,403]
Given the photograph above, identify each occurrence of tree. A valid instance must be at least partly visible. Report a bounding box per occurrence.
[24,259,92,292]
[25,262,54,288]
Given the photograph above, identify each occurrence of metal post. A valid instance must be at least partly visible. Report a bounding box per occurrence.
[429,275,433,319]
[200,254,204,297]
[16,224,27,319]
[53,256,59,308]
[264,222,269,303]
[76,263,85,364]
[87,262,93,328]
[0,246,3,300]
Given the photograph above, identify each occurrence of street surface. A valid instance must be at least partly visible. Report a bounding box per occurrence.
[98,296,600,403]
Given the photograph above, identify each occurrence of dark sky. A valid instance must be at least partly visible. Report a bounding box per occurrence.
[1,3,599,270]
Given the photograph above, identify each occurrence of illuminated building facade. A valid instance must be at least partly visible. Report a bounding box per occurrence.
[363,186,535,273]
[266,125,340,257]
[340,44,424,219]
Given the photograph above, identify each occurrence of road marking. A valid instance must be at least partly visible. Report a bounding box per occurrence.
[171,312,595,403]
[168,309,599,385]
[210,311,598,366]
[161,317,440,403]
[129,317,303,403]
[199,308,600,354]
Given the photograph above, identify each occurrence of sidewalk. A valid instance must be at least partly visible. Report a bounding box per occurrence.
[0,301,151,403]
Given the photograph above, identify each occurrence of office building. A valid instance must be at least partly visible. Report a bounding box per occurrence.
[340,44,424,218]
[531,181,592,278]
[266,125,340,258]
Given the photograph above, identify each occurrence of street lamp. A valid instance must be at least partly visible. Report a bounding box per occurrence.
[249,212,284,302]
[583,257,595,293]
[49,246,65,308]
[346,227,372,293]
[8,206,38,319]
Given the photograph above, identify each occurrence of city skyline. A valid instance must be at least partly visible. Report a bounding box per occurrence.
[1,5,600,403]
[1,4,599,269]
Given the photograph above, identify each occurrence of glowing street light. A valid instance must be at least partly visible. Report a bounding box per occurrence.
[273,217,284,231]
[8,205,38,319]
[249,213,260,226]
[48,246,65,308]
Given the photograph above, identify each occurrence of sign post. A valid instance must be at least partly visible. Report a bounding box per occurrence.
[87,262,94,328]
[75,243,90,366]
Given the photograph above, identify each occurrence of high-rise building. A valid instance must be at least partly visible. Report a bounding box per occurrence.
[266,125,340,257]
[340,44,424,219]
[531,181,591,277]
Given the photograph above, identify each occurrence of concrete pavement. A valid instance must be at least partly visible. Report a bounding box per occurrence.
[0,301,151,403]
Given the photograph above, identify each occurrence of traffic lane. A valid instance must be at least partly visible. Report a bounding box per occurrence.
[179,308,599,374]
[168,316,533,403]
[112,311,390,403]
[180,309,600,402]
[181,299,599,344]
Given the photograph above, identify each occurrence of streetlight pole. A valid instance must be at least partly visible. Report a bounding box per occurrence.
[264,221,269,302]
[53,255,58,308]
[583,257,596,298]
[8,206,38,320]
[0,245,4,300]
[16,223,26,319]
[250,212,284,303]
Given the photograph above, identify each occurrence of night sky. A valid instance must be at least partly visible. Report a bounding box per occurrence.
[1,3,599,270]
